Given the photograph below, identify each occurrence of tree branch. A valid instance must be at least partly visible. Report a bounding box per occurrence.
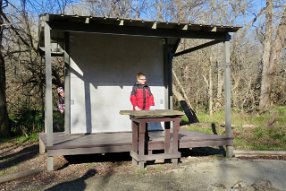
[0,12,38,53]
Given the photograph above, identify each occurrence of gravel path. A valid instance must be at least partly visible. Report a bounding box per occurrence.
[1,142,286,191]
[41,158,286,191]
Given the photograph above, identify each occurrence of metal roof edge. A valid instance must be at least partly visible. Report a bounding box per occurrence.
[45,14,241,32]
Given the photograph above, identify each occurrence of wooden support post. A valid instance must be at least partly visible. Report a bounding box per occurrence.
[64,32,70,134]
[44,21,54,171]
[163,41,169,109]
[39,137,45,154]
[174,40,222,57]
[163,41,174,110]
[226,145,234,158]
[168,51,174,110]
[224,34,234,157]
[47,157,54,172]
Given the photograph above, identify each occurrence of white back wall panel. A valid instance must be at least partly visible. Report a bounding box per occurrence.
[69,33,165,133]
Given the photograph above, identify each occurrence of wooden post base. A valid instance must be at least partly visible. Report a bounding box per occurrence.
[226,145,234,158]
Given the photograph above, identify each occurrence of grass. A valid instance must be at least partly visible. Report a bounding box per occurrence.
[2,106,285,151]
[0,166,19,177]
[14,132,39,143]
[184,106,286,151]
[0,132,39,146]
[1,110,63,145]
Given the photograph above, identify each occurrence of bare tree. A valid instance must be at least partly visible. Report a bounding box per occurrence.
[259,0,286,110]
[0,0,73,136]
[80,0,133,18]
[259,0,273,110]
[0,0,9,137]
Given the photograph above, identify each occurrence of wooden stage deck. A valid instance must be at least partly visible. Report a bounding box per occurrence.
[39,129,232,157]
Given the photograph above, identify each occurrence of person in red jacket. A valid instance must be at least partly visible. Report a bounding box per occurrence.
[130,72,155,110]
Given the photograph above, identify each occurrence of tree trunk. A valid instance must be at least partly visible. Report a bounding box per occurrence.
[209,54,213,116]
[259,0,273,110]
[259,1,286,110]
[216,60,223,110]
[175,0,185,22]
[172,70,193,109]
[156,0,164,21]
[0,0,10,137]
[268,6,286,80]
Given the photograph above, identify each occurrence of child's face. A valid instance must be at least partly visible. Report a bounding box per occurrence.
[137,75,147,85]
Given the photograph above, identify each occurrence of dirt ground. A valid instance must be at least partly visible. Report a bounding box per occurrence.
[1,141,286,191]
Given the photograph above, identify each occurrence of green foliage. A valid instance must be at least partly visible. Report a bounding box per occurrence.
[196,111,225,124]
[0,132,39,145]
[9,105,44,137]
[8,107,65,137]
[277,106,286,115]
[187,125,213,134]
[184,106,286,150]
[181,115,189,124]
[53,111,64,132]
[14,132,39,143]
[234,107,286,150]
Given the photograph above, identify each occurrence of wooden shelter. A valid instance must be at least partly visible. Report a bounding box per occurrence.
[38,14,240,171]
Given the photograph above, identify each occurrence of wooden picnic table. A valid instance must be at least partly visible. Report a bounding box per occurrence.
[120,109,184,168]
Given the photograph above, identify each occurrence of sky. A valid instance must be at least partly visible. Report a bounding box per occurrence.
[5,0,269,27]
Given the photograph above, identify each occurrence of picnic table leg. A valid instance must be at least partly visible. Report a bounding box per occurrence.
[132,158,138,166]
[171,118,180,165]
[164,121,171,155]
[132,120,139,165]
[138,121,146,168]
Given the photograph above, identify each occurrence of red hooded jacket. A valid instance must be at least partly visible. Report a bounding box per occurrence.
[130,83,155,110]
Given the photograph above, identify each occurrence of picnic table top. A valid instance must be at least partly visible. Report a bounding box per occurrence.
[119,109,184,118]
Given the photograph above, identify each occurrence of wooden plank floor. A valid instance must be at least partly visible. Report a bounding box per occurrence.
[39,129,232,156]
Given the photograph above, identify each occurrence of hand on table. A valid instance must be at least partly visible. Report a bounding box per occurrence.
[135,106,141,111]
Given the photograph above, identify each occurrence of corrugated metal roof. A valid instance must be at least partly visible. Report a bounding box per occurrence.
[41,13,241,33]
[38,14,241,48]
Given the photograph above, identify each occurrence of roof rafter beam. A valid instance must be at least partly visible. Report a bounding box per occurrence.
[48,21,227,40]
[174,39,223,57]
